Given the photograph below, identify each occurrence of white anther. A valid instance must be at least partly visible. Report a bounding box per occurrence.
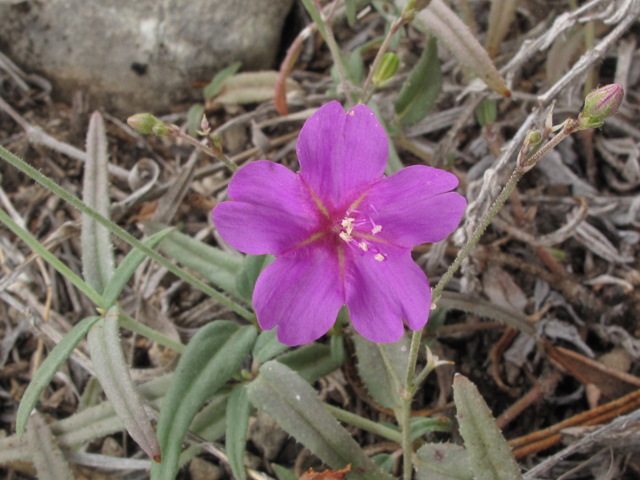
[339,231,352,242]
[358,242,368,251]
[374,253,385,262]
[371,225,382,235]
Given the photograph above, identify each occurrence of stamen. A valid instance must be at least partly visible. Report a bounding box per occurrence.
[371,224,382,235]
[339,231,352,242]
[358,242,368,251]
[374,253,385,262]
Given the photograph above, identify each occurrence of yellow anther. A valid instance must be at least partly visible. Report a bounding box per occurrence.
[339,231,352,242]
[358,242,368,251]
[374,253,385,262]
[371,225,382,235]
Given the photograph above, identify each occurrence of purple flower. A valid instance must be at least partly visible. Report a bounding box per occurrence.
[212,102,466,346]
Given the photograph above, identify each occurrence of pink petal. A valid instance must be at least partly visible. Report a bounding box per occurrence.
[345,246,431,343]
[212,161,323,255]
[253,243,344,346]
[297,102,388,210]
[363,165,466,247]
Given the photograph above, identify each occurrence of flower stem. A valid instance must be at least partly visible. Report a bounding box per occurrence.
[401,394,413,480]
[321,5,355,108]
[170,128,238,173]
[359,17,405,105]
[324,404,403,443]
[0,145,257,324]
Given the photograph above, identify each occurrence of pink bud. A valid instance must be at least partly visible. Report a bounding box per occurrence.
[577,84,624,130]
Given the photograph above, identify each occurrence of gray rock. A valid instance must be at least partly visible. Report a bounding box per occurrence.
[0,0,294,114]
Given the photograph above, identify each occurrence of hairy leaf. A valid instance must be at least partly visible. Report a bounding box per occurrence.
[82,111,114,293]
[453,375,523,480]
[247,361,392,480]
[88,307,161,462]
[26,413,74,480]
[415,443,473,480]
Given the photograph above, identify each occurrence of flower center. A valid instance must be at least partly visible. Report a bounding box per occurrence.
[337,208,386,261]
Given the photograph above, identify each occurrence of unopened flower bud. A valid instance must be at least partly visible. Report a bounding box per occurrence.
[127,113,168,136]
[517,129,543,173]
[373,53,400,87]
[576,84,624,130]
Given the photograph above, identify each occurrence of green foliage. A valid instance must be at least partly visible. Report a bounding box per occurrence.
[101,227,174,307]
[247,361,393,480]
[152,321,256,480]
[236,254,272,301]
[204,61,242,100]
[394,37,442,126]
[88,308,161,462]
[82,111,115,293]
[226,384,250,480]
[253,329,290,365]
[187,103,205,137]
[277,341,343,384]
[16,315,101,436]
[415,443,474,480]
[453,375,523,480]
[146,222,242,298]
[475,98,497,127]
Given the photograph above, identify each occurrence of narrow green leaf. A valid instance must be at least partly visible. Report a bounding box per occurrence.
[16,315,101,436]
[277,343,342,384]
[273,464,299,480]
[226,384,250,480]
[247,361,393,480]
[410,417,452,441]
[453,374,523,480]
[352,332,410,410]
[415,443,474,480]
[152,321,257,480]
[373,454,396,474]
[475,98,497,127]
[236,254,271,301]
[187,104,205,137]
[347,48,365,84]
[88,307,161,462]
[26,413,74,480]
[82,111,115,293]
[253,329,290,365]
[146,222,242,297]
[204,61,242,100]
[395,37,442,126]
[300,0,328,40]
[178,394,229,468]
[102,227,175,307]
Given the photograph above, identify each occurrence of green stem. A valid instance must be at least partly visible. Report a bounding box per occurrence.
[405,329,422,391]
[431,168,524,304]
[118,311,185,354]
[0,208,104,307]
[324,404,403,443]
[359,17,405,105]
[0,145,257,324]
[401,395,413,480]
